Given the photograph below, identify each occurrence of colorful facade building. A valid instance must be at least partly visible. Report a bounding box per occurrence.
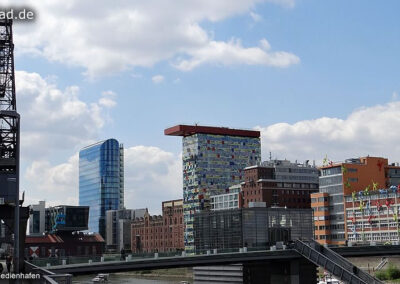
[165,125,261,253]
[241,160,319,209]
[131,199,184,253]
[345,186,400,244]
[311,156,400,245]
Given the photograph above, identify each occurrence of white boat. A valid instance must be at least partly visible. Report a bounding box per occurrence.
[92,273,109,282]
[318,279,342,284]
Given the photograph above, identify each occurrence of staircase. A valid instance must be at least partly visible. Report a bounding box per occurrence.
[294,239,383,284]
[375,257,388,271]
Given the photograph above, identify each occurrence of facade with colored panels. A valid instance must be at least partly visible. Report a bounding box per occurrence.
[345,187,400,244]
[131,199,184,253]
[79,139,124,239]
[241,160,319,209]
[311,156,400,245]
[165,125,261,253]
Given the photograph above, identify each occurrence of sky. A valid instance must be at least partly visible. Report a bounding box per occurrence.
[3,0,400,214]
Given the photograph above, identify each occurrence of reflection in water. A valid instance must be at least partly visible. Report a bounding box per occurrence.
[73,272,191,284]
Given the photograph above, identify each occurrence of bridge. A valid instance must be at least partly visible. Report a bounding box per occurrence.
[37,240,395,284]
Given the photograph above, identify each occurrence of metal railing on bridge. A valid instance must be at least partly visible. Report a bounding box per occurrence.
[28,246,271,268]
[25,261,72,284]
[294,239,383,284]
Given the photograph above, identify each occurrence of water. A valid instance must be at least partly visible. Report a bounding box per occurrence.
[73,272,191,284]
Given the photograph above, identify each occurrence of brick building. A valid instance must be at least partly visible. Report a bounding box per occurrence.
[25,233,104,258]
[131,199,184,253]
[311,156,400,245]
[241,160,319,208]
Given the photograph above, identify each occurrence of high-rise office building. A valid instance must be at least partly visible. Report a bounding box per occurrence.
[79,139,124,238]
[165,125,261,253]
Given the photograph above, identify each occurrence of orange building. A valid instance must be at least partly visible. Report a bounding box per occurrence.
[312,156,400,245]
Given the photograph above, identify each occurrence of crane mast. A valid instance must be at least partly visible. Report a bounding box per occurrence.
[0,18,24,274]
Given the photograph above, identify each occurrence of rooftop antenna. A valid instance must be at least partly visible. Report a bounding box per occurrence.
[269,151,272,160]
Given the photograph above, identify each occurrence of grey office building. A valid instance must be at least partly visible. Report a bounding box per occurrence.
[106,208,146,252]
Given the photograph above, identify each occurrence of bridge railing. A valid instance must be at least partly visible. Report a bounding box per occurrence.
[294,239,383,284]
[29,246,273,268]
[25,261,72,284]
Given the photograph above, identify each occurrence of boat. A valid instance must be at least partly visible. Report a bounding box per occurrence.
[317,279,342,284]
[92,273,109,282]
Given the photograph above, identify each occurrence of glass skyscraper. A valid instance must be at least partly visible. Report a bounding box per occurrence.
[79,139,124,238]
[165,125,261,253]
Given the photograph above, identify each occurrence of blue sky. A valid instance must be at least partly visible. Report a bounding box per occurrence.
[6,0,400,213]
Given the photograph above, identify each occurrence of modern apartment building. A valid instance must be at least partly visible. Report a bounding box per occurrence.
[131,199,184,253]
[312,156,400,245]
[165,125,261,253]
[345,186,400,244]
[210,184,242,211]
[28,201,89,235]
[79,139,124,238]
[241,160,319,208]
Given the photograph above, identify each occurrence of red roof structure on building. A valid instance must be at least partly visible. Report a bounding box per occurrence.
[25,233,105,244]
[164,125,260,138]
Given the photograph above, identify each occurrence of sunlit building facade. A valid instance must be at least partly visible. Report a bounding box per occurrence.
[79,139,124,238]
[312,156,400,245]
[165,125,260,253]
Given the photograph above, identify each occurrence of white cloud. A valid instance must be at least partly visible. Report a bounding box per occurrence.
[7,0,299,77]
[24,154,79,206]
[124,146,182,214]
[257,101,400,165]
[152,75,165,84]
[250,11,262,22]
[392,91,398,101]
[16,71,113,160]
[99,91,117,108]
[173,38,299,71]
[15,71,117,205]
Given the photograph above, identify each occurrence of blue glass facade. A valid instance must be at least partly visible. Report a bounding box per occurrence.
[79,139,124,238]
